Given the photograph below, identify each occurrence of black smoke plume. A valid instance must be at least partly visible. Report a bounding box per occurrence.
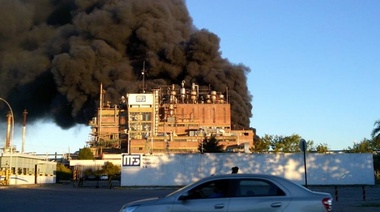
[0,0,252,130]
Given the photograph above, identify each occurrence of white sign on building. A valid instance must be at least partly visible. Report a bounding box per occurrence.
[127,94,154,105]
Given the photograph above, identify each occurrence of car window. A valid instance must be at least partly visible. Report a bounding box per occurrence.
[233,179,285,197]
[187,179,230,199]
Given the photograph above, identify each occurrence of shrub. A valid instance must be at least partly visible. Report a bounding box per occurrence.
[56,163,72,182]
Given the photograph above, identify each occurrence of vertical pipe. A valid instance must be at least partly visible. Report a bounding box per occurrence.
[99,83,103,156]
[22,109,28,153]
[127,94,131,154]
[34,164,38,184]
[99,83,103,140]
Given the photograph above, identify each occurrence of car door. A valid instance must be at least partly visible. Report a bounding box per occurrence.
[172,179,231,212]
[227,179,291,212]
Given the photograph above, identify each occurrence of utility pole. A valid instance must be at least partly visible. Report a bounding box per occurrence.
[299,139,308,187]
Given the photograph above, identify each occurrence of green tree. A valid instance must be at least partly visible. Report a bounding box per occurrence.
[270,134,302,152]
[83,168,95,178]
[270,135,283,152]
[198,135,224,153]
[372,120,380,150]
[77,147,95,160]
[316,143,329,153]
[102,162,120,177]
[345,138,373,153]
[100,162,121,188]
[56,163,72,182]
[251,134,318,153]
[306,140,316,152]
[250,134,271,152]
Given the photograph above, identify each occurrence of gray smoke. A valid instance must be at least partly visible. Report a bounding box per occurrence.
[0,0,252,130]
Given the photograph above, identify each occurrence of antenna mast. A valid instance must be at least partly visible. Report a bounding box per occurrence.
[142,61,146,93]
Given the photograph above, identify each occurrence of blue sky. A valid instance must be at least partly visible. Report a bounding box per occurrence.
[186,0,380,150]
[11,0,380,153]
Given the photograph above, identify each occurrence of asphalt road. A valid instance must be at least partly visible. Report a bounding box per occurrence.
[0,182,172,212]
[1,182,380,212]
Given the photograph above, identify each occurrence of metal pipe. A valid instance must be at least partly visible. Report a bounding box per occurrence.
[22,109,28,153]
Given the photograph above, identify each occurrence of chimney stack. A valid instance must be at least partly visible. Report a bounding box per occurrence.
[22,109,28,153]
[5,111,12,148]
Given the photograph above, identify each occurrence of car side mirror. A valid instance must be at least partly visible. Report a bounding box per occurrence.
[178,191,190,201]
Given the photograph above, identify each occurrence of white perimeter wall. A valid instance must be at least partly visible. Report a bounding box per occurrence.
[0,175,56,185]
[120,153,374,186]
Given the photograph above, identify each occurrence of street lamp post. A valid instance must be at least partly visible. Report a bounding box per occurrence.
[0,97,14,185]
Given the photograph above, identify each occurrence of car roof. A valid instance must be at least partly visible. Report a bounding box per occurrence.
[167,173,310,198]
[208,173,303,185]
[168,173,319,200]
[199,173,288,181]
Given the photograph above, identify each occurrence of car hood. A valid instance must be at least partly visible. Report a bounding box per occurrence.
[126,197,161,206]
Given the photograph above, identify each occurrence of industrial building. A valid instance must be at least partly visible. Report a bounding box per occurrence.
[87,80,254,157]
[0,108,56,185]
[0,150,56,185]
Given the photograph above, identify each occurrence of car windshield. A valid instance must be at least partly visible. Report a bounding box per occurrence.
[165,179,203,197]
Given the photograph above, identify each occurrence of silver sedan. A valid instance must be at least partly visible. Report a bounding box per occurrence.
[120,174,333,212]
